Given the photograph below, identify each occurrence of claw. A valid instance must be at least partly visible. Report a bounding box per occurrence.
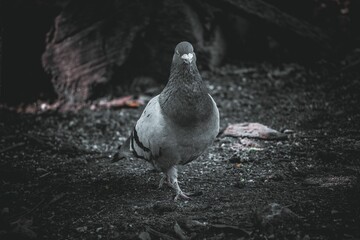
[162,166,192,201]
[174,190,190,201]
[169,178,190,201]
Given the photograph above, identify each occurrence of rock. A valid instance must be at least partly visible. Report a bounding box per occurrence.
[268,173,285,181]
[138,231,151,240]
[283,129,295,134]
[152,202,177,214]
[254,203,300,230]
[182,219,208,231]
[76,226,87,233]
[174,222,188,240]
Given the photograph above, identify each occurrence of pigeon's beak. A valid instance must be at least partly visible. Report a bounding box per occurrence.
[181,53,193,64]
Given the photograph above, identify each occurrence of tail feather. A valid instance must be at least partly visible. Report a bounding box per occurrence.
[111,136,132,162]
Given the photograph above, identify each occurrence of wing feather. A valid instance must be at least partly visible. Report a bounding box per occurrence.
[130,95,166,162]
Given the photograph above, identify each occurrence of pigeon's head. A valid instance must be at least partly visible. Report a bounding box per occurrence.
[172,41,196,66]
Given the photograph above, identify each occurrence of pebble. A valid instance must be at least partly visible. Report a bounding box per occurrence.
[76,226,87,232]
[284,129,295,134]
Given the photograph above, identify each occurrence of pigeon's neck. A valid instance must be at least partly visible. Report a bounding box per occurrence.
[159,63,213,126]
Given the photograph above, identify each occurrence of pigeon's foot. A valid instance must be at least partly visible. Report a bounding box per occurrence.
[165,167,190,201]
[173,184,190,201]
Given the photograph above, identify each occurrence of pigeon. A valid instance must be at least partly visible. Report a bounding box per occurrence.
[113,41,220,200]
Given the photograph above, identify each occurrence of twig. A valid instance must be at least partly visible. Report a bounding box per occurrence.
[174,222,188,240]
[24,133,93,154]
[40,193,67,211]
[48,193,66,205]
[0,142,25,154]
[10,199,46,221]
[209,223,251,236]
[10,193,66,221]
[39,172,51,179]
[290,187,314,192]
[24,133,56,149]
[297,135,332,139]
[339,59,360,73]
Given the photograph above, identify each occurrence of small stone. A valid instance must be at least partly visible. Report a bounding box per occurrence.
[1,207,9,214]
[76,226,87,232]
[331,209,339,214]
[138,231,151,240]
[268,173,284,181]
[302,235,310,240]
[235,182,246,189]
[283,129,295,134]
[152,202,177,214]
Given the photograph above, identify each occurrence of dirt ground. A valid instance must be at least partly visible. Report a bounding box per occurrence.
[0,62,359,240]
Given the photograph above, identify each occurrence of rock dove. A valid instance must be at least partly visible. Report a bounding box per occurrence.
[113,41,220,200]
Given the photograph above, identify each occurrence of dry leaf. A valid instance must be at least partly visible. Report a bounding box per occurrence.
[98,96,144,109]
[224,123,287,140]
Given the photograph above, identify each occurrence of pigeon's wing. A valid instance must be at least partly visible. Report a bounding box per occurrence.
[208,94,220,131]
[130,95,168,162]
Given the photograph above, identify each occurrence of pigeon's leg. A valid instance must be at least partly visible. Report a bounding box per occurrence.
[158,173,175,189]
[166,167,190,201]
[158,174,167,189]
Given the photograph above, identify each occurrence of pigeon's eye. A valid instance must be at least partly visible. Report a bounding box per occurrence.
[175,50,180,56]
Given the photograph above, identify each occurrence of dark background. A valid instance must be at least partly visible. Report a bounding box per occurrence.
[0,1,360,240]
[1,0,359,105]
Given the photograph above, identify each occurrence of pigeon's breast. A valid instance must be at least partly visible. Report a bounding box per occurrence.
[166,94,220,165]
[162,90,216,127]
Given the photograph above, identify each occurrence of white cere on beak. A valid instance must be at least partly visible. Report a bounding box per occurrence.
[181,53,193,63]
